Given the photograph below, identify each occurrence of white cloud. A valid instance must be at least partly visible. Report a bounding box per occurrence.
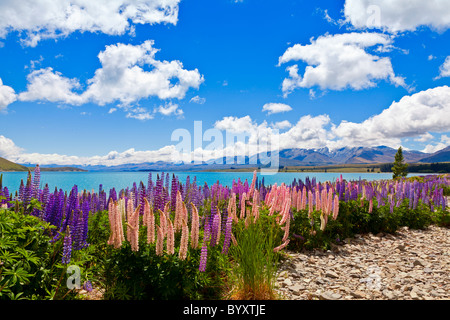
[0,0,181,47]
[189,95,206,104]
[332,85,450,148]
[17,41,204,110]
[81,40,204,105]
[422,134,450,153]
[156,102,183,117]
[0,135,23,158]
[344,0,450,33]
[262,102,292,115]
[436,56,450,79]
[125,107,154,121]
[414,132,433,142]
[278,32,408,96]
[214,115,256,133]
[18,67,84,105]
[272,120,292,130]
[0,78,17,112]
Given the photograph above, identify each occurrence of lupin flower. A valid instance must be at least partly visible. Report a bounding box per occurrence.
[166,217,175,255]
[127,206,140,252]
[273,239,290,253]
[179,218,189,261]
[199,224,211,272]
[62,226,72,264]
[332,194,339,220]
[174,190,183,232]
[156,225,164,256]
[144,199,155,244]
[190,202,199,249]
[221,216,233,255]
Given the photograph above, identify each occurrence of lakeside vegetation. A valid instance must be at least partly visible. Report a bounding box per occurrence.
[0,166,448,300]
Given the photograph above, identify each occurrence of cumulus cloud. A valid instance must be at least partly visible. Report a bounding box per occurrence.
[272,120,292,130]
[156,102,183,117]
[278,32,408,96]
[262,103,292,115]
[436,56,450,79]
[0,0,181,46]
[125,107,154,121]
[332,85,450,148]
[0,135,23,158]
[422,134,450,153]
[214,115,256,134]
[0,78,17,112]
[344,0,450,33]
[18,67,84,105]
[17,41,204,110]
[189,95,206,104]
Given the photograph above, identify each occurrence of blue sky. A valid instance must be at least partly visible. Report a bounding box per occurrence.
[0,0,449,166]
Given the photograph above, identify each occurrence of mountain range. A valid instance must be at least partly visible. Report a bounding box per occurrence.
[6,145,448,172]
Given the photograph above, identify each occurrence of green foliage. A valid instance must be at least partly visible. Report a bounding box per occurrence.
[0,207,70,300]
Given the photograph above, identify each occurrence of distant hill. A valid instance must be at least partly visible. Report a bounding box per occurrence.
[12,145,450,172]
[0,157,28,171]
[0,157,87,172]
[419,146,450,163]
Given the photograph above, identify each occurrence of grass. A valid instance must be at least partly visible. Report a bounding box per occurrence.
[0,157,28,172]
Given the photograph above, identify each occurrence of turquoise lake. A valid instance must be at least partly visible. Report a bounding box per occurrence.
[0,171,433,193]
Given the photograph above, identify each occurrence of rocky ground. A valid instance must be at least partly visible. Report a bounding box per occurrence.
[275,224,449,300]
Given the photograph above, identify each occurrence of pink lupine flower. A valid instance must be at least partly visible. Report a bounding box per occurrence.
[128,206,140,252]
[369,198,373,213]
[145,199,155,244]
[115,202,125,249]
[240,192,247,219]
[301,187,307,210]
[159,209,167,239]
[251,189,259,221]
[249,170,257,199]
[308,190,313,217]
[316,189,321,212]
[166,217,175,255]
[292,189,298,210]
[156,225,164,256]
[179,218,189,261]
[332,194,339,220]
[273,239,290,253]
[190,202,199,249]
[174,190,183,232]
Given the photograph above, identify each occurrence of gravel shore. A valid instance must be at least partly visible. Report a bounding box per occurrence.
[276,224,449,300]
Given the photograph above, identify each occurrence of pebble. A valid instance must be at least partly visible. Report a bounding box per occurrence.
[276,225,450,300]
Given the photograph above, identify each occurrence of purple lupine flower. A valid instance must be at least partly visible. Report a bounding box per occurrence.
[221,216,233,255]
[199,223,211,272]
[83,281,93,292]
[62,227,72,264]
[32,165,40,199]
[210,213,220,247]
[170,174,178,212]
[147,172,153,207]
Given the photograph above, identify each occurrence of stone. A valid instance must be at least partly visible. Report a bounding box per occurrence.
[283,278,293,287]
[325,270,339,278]
[413,259,426,267]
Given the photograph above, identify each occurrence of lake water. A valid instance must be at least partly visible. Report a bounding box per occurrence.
[0,171,433,193]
